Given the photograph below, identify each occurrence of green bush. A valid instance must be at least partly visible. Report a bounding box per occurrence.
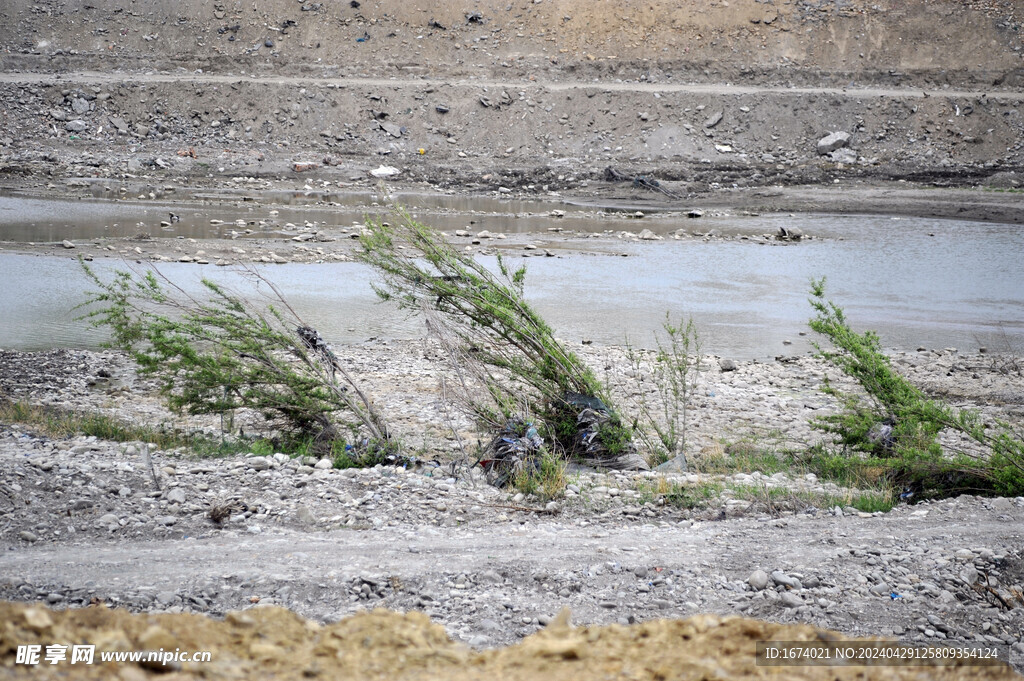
[79,260,393,457]
[808,278,1024,499]
[358,206,636,466]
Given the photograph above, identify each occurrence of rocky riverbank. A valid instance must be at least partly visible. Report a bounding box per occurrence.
[1,427,1023,672]
[2,340,1022,461]
[1,341,1023,671]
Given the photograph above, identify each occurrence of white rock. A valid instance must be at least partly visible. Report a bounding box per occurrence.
[748,570,769,590]
[817,131,850,155]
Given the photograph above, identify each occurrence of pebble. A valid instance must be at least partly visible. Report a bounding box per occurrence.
[869,582,890,596]
[771,571,802,590]
[960,565,979,585]
[747,570,769,591]
[779,592,804,608]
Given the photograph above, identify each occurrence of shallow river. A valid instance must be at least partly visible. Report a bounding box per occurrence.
[1,198,1022,360]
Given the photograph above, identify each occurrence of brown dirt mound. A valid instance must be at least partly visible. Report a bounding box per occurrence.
[1,601,1017,680]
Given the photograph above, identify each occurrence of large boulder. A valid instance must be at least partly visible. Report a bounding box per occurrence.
[817,131,850,155]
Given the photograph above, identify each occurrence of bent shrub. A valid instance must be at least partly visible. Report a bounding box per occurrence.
[808,278,1024,499]
[358,205,643,470]
[79,260,393,456]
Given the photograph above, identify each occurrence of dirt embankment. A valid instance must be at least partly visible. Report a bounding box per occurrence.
[0,0,1022,197]
[2,602,1019,681]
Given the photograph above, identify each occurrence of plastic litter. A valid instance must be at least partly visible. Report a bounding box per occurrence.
[478,418,543,487]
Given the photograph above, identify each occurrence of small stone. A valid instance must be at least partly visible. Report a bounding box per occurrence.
[817,131,850,155]
[249,457,271,471]
[314,458,333,470]
[960,565,980,585]
[748,570,770,591]
[479,570,503,584]
[703,111,724,129]
[990,498,1013,513]
[165,488,186,504]
[156,591,178,606]
[62,240,76,249]
[18,530,38,542]
[296,505,316,524]
[370,165,400,178]
[779,592,804,608]
[22,608,53,631]
[777,226,804,241]
[156,515,177,526]
[655,455,688,473]
[771,571,802,590]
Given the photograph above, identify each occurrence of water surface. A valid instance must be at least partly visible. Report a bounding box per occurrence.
[2,213,1021,359]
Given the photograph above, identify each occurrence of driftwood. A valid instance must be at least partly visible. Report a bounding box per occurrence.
[604,166,681,200]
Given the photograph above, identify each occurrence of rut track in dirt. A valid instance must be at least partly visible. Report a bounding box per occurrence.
[2,70,1023,101]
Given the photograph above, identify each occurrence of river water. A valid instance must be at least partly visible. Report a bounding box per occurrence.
[1,196,1022,360]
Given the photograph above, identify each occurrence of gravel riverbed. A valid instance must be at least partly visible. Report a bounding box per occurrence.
[1,343,1023,671]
